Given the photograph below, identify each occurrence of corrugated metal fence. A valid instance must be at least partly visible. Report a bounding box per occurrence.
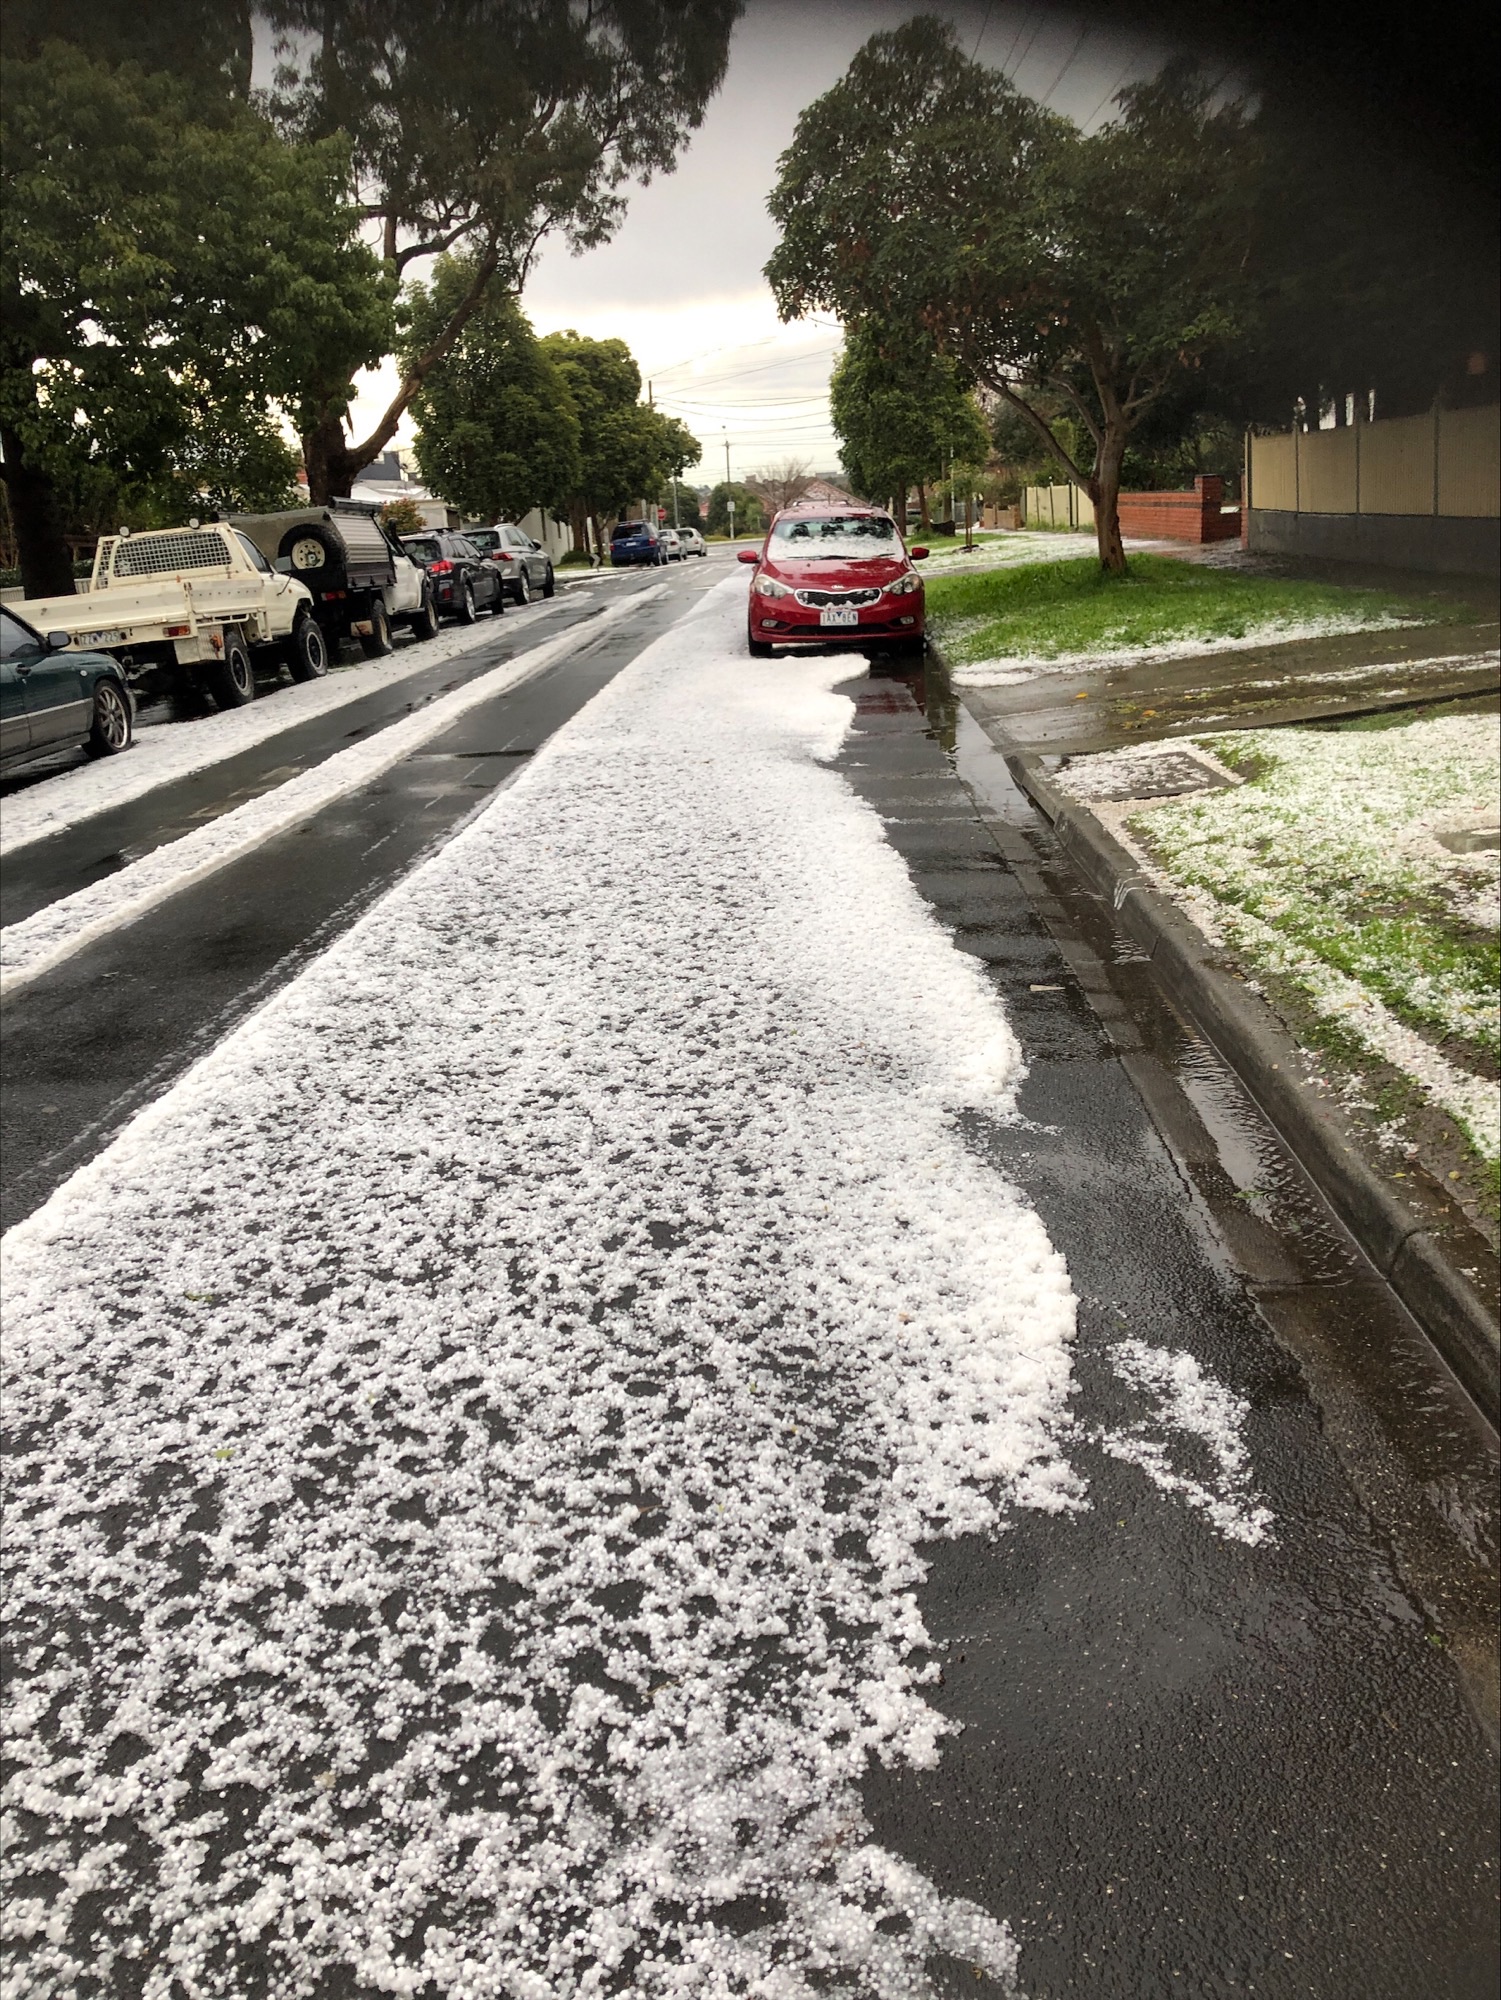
[1246,404,1499,519]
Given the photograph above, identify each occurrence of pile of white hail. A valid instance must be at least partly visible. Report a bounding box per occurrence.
[2,579,1268,1996]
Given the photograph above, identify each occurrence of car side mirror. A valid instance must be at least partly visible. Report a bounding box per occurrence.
[909,547,929,560]
[46,630,72,651]
[737,549,759,564]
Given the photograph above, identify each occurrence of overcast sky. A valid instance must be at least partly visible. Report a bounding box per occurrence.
[349,2,1174,486]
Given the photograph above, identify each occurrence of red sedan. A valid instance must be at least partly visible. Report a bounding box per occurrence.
[740,505,927,659]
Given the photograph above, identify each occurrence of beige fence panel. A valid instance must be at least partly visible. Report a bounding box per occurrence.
[1023,483,1094,529]
[1437,403,1501,518]
[1299,428,1358,514]
[1251,407,1499,520]
[1249,433,1296,512]
[1357,411,1436,515]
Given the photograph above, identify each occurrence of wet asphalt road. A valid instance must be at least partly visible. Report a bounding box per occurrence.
[2,562,1497,1994]
[1,566,706,1229]
[836,667,1498,1997]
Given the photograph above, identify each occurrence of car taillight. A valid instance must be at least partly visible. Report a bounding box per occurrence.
[428,559,453,575]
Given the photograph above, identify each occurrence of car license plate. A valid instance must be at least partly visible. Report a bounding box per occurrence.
[819,607,859,628]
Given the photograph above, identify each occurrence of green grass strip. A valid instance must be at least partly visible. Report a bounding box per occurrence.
[925,553,1450,665]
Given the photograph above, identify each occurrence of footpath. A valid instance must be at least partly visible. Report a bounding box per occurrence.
[947,589,1501,1423]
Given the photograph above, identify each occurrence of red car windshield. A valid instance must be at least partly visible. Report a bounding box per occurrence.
[769,514,899,559]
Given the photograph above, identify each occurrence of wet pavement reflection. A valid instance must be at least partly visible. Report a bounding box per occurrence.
[835,643,1499,1998]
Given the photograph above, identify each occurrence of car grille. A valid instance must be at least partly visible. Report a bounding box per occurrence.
[793,586,882,608]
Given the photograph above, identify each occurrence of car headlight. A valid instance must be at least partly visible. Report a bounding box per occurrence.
[887,572,922,596]
[753,574,792,598]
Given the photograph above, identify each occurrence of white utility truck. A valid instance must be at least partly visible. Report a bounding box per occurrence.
[230,499,438,657]
[16,522,328,708]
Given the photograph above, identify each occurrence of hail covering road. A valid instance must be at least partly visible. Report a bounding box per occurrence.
[0,573,1467,1994]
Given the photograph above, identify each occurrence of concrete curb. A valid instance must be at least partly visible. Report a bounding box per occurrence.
[1010,749,1500,1425]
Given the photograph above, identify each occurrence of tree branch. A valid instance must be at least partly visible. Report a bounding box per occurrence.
[391,220,477,273]
[1045,375,1103,449]
[347,237,502,467]
[987,375,1089,489]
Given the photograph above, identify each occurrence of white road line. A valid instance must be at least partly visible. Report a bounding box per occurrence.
[0,586,666,996]
[0,599,592,860]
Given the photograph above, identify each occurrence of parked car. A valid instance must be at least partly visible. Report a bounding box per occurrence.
[660,528,684,561]
[17,521,322,710]
[463,524,557,604]
[399,531,504,622]
[740,503,928,660]
[676,526,708,558]
[610,520,667,567]
[1,605,135,773]
[232,500,439,656]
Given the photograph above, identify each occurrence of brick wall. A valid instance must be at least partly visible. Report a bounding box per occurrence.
[1117,476,1241,543]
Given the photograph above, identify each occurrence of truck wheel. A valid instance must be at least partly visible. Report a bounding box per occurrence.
[85,679,133,757]
[542,563,556,598]
[360,600,394,659]
[410,587,440,640]
[211,633,257,707]
[286,615,330,683]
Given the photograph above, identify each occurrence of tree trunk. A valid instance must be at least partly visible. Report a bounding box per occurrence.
[918,482,930,533]
[567,499,590,561]
[0,428,77,598]
[1090,421,1128,576]
[302,410,362,505]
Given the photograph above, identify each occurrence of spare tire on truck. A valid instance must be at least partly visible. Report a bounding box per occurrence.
[230,505,397,655]
[280,522,347,586]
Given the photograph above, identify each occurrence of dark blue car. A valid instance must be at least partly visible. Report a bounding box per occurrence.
[610,520,668,567]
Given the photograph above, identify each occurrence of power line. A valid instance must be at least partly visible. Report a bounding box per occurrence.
[652,343,840,396]
[970,0,995,61]
[1038,25,1091,108]
[664,400,840,416]
[1004,12,1047,81]
[1080,63,1134,129]
[648,331,785,379]
[998,5,1035,75]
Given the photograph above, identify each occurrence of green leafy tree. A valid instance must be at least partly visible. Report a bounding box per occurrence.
[767,21,1255,573]
[657,477,704,527]
[263,0,739,500]
[830,325,987,529]
[538,333,698,556]
[405,259,580,525]
[379,496,428,536]
[0,42,389,594]
[704,483,763,537]
[0,0,255,95]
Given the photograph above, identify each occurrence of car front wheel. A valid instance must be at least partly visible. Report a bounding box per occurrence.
[748,634,775,659]
[360,599,394,658]
[86,678,133,757]
[542,563,556,598]
[410,587,440,640]
[211,633,257,707]
[287,614,330,682]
